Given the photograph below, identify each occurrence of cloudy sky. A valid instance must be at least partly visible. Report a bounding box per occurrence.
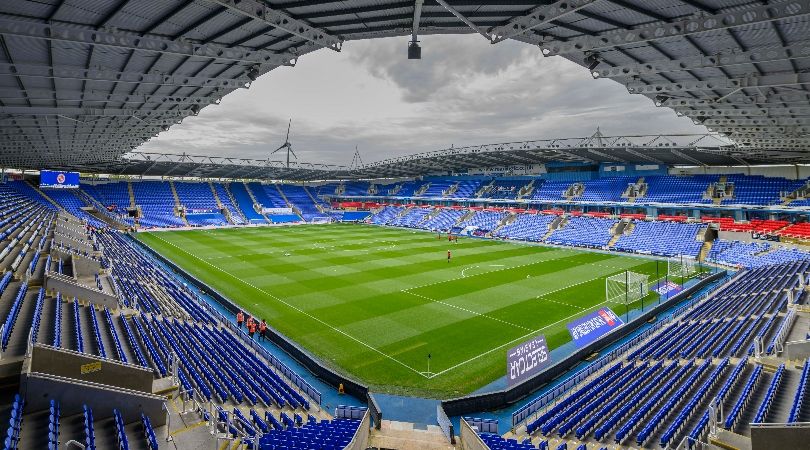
[139,34,707,167]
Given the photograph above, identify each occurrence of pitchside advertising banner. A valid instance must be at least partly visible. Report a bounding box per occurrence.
[262,207,293,215]
[567,307,624,348]
[507,334,552,387]
[652,280,683,297]
[40,170,80,189]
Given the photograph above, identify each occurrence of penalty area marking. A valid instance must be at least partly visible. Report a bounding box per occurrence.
[146,233,431,379]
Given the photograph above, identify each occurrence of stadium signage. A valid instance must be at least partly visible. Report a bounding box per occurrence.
[566,307,624,348]
[652,280,683,296]
[507,334,552,387]
[40,170,80,189]
[262,207,293,215]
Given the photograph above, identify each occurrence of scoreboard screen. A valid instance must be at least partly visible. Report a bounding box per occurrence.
[40,170,80,189]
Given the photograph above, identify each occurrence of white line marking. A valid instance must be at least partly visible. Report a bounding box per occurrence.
[147,233,430,378]
[401,290,531,331]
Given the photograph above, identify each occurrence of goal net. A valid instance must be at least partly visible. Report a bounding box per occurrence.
[606,271,650,305]
[668,255,697,278]
[311,216,331,224]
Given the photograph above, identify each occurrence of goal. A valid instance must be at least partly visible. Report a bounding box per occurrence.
[606,271,650,305]
[311,216,332,224]
[668,255,697,278]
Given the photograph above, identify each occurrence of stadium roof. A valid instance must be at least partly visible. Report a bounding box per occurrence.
[1,0,809,176]
[98,131,785,181]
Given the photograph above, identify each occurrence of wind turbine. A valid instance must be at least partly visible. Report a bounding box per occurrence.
[272,119,297,168]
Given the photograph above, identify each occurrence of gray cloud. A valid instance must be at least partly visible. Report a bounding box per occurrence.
[139,35,707,167]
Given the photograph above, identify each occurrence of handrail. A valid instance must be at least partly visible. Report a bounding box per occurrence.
[64,440,85,449]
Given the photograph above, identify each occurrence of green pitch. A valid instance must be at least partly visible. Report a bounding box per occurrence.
[138,223,670,398]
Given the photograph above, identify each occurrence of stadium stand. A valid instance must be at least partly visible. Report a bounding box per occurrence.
[545,216,614,248]
[613,221,705,257]
[131,181,185,228]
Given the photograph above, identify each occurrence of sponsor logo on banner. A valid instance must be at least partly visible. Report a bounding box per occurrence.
[567,307,624,348]
[652,280,683,296]
[507,334,552,387]
[40,170,80,189]
[262,207,294,215]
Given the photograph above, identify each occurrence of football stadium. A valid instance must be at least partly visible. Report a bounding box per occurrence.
[1,1,810,450]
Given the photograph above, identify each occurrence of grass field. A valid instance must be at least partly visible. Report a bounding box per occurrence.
[138,223,670,398]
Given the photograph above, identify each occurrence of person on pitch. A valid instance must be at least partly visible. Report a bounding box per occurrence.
[447,249,451,263]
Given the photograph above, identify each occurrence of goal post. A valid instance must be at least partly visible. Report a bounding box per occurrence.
[668,255,697,278]
[606,271,650,305]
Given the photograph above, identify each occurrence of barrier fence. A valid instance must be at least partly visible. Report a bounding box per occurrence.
[437,404,456,444]
[128,234,325,405]
[510,271,729,428]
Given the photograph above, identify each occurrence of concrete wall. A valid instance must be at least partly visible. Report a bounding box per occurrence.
[344,410,371,450]
[29,344,154,392]
[44,273,119,309]
[750,424,810,450]
[786,339,810,360]
[459,418,490,450]
[22,372,166,426]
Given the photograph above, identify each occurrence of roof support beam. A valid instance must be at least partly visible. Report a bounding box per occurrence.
[0,106,197,117]
[675,106,810,117]
[656,93,810,108]
[626,72,810,95]
[207,0,342,51]
[0,17,298,66]
[593,39,810,79]
[489,0,599,44]
[0,88,223,106]
[703,117,810,127]
[0,62,250,89]
[540,0,810,56]
[433,0,492,39]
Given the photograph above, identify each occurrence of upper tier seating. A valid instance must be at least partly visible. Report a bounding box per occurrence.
[450,180,485,198]
[342,182,369,196]
[479,180,529,200]
[723,175,805,205]
[613,221,705,257]
[530,180,568,201]
[642,175,717,204]
[420,179,456,197]
[579,177,634,202]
